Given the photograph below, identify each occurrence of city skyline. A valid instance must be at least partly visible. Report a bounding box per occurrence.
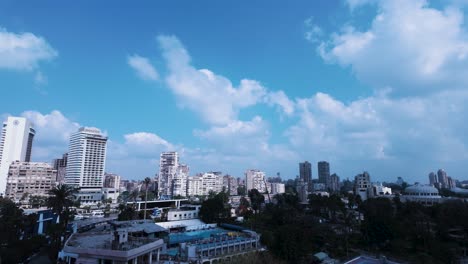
[2,1,468,182]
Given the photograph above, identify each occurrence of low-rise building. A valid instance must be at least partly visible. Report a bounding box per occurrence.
[5,161,57,202]
[167,205,201,221]
[401,184,442,205]
[59,220,168,264]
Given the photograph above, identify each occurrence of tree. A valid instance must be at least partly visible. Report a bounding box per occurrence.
[46,185,78,258]
[248,189,265,214]
[143,177,151,220]
[118,203,136,221]
[237,186,247,196]
[199,191,231,223]
[0,198,47,263]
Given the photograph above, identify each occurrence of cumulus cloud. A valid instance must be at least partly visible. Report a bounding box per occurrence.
[318,0,468,94]
[157,35,294,124]
[127,54,159,81]
[286,90,468,175]
[0,27,57,71]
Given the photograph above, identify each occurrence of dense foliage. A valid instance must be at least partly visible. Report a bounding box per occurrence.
[199,191,231,223]
[242,190,468,264]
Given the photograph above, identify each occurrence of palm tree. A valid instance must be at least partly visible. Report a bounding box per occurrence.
[143,177,151,220]
[47,185,77,227]
[46,184,78,256]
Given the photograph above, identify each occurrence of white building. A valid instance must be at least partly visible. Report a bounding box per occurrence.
[354,172,371,201]
[245,169,266,193]
[158,152,178,197]
[5,161,56,202]
[370,182,392,197]
[167,205,201,221]
[187,172,223,196]
[187,176,203,196]
[0,117,35,196]
[268,182,285,195]
[172,164,189,197]
[401,184,442,205]
[201,172,223,195]
[65,127,107,188]
[104,173,121,189]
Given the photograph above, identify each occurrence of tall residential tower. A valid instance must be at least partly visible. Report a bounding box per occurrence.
[299,161,312,191]
[0,117,35,195]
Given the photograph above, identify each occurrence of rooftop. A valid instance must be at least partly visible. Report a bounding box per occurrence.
[110,220,168,234]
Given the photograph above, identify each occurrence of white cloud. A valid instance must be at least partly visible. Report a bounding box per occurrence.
[0,27,57,71]
[304,17,323,43]
[318,0,468,94]
[127,54,159,81]
[287,90,468,170]
[157,35,293,125]
[265,90,295,116]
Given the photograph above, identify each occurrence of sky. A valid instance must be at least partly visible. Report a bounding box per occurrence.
[1,0,468,183]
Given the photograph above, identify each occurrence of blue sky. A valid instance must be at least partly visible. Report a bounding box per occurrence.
[1,0,468,183]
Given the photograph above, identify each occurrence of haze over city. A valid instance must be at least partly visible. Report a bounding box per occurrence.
[2,0,468,183]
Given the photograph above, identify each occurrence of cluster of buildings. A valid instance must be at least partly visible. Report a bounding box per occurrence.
[157,152,285,198]
[428,169,456,189]
[296,161,341,202]
[0,116,119,205]
[0,116,286,207]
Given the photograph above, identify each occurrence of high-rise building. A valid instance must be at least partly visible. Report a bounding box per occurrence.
[158,152,178,197]
[172,164,189,197]
[428,172,437,186]
[318,161,330,188]
[0,117,35,195]
[296,179,308,203]
[329,173,340,193]
[104,173,121,189]
[6,161,56,202]
[354,171,371,201]
[65,127,107,188]
[437,169,448,189]
[299,161,312,191]
[245,169,266,193]
[53,153,68,184]
[223,175,238,195]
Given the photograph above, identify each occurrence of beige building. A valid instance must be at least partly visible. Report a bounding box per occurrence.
[6,161,56,202]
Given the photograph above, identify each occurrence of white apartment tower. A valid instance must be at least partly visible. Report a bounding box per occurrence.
[245,169,266,193]
[158,152,179,197]
[65,127,107,188]
[0,117,35,196]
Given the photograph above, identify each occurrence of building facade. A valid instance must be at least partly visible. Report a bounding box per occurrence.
[5,161,56,202]
[354,171,371,201]
[104,173,121,189]
[245,169,266,193]
[318,161,330,188]
[0,117,35,196]
[172,164,189,197]
[65,127,107,188]
[52,153,68,184]
[268,182,285,195]
[329,173,340,193]
[158,152,179,197]
[187,176,203,196]
[299,161,312,191]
